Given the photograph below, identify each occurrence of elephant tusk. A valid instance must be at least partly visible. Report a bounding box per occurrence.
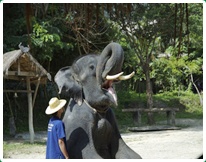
[119,71,135,80]
[106,72,124,80]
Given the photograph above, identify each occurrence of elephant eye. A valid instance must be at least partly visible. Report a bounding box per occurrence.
[89,65,95,70]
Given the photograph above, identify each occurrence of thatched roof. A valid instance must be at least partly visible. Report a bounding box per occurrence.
[3,50,51,84]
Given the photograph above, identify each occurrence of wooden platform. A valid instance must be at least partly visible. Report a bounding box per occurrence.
[122,108,179,126]
[128,125,181,132]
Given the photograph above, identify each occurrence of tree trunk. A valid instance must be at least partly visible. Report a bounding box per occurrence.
[145,65,155,125]
[190,74,203,106]
[178,3,183,58]
[186,3,190,56]
[174,3,177,48]
[25,4,32,48]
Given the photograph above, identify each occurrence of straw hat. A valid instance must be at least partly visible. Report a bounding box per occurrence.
[45,97,67,115]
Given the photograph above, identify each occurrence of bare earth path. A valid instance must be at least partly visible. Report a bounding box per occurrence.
[3,118,203,159]
[122,119,203,159]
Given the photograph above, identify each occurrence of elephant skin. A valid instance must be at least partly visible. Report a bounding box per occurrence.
[55,42,142,159]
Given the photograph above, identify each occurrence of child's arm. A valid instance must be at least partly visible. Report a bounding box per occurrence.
[58,138,69,159]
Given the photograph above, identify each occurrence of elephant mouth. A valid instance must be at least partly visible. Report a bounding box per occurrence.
[101,71,135,106]
[102,80,118,105]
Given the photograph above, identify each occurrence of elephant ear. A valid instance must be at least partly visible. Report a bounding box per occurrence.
[54,66,83,106]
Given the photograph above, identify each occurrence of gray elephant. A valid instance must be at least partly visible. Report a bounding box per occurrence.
[54,42,142,159]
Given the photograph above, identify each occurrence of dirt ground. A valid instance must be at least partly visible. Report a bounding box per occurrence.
[3,118,203,159]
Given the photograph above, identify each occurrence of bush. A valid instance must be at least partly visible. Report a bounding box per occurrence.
[179,92,203,114]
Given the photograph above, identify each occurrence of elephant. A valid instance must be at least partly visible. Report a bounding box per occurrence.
[54,42,142,159]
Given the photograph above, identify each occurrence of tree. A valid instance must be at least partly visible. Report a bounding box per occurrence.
[112,4,175,124]
[158,3,203,92]
[109,3,203,124]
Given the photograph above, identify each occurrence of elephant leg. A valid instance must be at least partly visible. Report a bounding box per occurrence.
[67,126,103,159]
[115,138,142,159]
[81,122,103,159]
[81,144,103,159]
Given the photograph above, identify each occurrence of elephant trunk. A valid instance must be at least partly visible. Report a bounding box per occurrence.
[96,42,124,86]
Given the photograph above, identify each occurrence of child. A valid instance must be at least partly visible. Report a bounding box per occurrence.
[45,97,69,159]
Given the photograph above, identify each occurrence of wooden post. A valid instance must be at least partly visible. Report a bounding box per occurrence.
[26,77,35,143]
[166,111,171,125]
[133,111,141,126]
[171,111,176,126]
[32,77,41,108]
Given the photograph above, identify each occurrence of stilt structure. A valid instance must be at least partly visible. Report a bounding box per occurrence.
[3,49,51,143]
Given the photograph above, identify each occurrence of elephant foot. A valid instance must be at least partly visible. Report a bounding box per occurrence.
[115,139,142,159]
[82,145,103,159]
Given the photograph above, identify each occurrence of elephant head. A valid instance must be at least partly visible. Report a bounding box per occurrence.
[54,42,134,112]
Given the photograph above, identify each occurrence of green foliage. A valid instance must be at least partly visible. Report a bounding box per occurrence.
[113,3,203,94]
[32,23,54,45]
[179,92,203,114]
[151,55,202,92]
[3,4,28,52]
[3,4,203,92]
[31,21,74,63]
[31,22,54,61]
[155,90,203,115]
